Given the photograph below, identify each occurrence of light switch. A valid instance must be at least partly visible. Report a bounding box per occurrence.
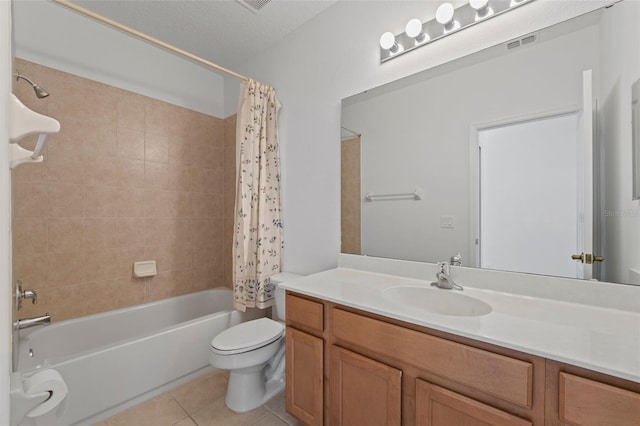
[440,215,454,228]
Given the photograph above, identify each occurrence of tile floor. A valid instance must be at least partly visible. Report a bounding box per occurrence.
[93,370,300,426]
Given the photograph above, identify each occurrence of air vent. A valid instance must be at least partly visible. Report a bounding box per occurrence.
[506,33,538,50]
[507,40,521,50]
[237,0,272,14]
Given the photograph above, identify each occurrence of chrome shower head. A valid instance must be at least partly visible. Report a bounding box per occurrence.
[14,71,50,98]
[32,85,50,99]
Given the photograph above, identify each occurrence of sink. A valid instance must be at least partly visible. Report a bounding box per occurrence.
[382,286,492,317]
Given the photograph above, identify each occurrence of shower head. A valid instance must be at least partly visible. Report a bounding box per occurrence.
[14,71,50,98]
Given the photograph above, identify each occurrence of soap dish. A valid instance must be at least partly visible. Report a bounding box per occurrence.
[133,260,157,278]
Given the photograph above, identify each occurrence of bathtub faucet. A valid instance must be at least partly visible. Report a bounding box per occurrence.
[15,281,38,311]
[13,313,51,330]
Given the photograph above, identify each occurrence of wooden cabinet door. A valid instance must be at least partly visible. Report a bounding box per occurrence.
[286,327,323,426]
[416,379,532,426]
[330,345,402,426]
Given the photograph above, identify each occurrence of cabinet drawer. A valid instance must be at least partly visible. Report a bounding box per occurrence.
[333,308,533,408]
[559,373,640,425]
[286,293,324,333]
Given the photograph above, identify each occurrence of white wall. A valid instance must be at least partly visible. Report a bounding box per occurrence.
[599,0,640,284]
[12,0,228,118]
[342,25,598,265]
[237,0,609,274]
[1,0,13,422]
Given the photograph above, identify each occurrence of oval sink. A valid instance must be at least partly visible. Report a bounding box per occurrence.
[382,286,492,317]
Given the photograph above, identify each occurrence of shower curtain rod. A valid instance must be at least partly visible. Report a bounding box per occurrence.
[52,0,250,82]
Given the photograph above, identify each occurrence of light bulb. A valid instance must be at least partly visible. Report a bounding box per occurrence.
[405,19,422,38]
[379,32,399,52]
[435,3,455,27]
[405,18,427,43]
[470,0,491,18]
[470,0,489,11]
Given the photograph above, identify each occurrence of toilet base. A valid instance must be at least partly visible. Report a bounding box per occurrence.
[225,365,285,413]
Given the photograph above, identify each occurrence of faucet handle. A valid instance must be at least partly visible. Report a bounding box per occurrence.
[15,281,37,311]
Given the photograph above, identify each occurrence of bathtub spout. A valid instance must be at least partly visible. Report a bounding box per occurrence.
[14,313,51,330]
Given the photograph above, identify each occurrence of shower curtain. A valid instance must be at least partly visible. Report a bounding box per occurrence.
[233,79,283,312]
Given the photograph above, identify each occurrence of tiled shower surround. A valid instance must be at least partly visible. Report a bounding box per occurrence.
[12,58,237,321]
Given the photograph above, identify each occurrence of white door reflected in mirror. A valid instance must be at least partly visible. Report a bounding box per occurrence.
[476,112,580,278]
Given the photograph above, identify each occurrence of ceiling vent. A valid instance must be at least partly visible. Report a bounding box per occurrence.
[507,40,521,50]
[237,0,272,14]
[506,33,538,50]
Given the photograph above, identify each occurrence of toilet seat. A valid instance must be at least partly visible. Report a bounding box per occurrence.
[211,318,284,355]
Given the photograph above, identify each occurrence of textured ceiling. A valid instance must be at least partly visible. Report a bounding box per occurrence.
[73,0,339,70]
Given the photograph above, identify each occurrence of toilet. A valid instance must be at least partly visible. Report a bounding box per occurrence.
[209,273,301,413]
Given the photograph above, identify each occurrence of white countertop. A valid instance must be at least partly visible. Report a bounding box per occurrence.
[281,267,640,383]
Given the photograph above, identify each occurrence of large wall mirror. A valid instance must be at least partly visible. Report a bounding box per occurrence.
[341,1,640,286]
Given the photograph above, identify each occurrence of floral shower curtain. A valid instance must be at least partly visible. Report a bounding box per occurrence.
[233,79,283,312]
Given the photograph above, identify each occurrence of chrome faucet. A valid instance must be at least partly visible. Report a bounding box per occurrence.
[431,261,463,290]
[15,281,37,311]
[14,313,51,331]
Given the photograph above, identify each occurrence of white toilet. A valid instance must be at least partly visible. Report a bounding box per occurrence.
[209,273,300,413]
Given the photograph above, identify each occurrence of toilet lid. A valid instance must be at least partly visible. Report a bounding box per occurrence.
[211,318,284,354]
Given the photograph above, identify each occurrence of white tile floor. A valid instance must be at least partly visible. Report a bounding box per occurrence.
[93,370,300,426]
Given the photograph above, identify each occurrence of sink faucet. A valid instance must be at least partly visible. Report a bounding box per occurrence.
[431,262,463,290]
[13,313,51,331]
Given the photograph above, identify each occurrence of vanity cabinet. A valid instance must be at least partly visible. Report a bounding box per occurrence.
[285,291,640,425]
[285,292,544,425]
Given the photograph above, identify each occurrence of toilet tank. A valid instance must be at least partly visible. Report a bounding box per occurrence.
[270,272,302,321]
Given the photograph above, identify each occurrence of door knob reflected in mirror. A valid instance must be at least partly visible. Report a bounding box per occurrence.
[571,253,605,264]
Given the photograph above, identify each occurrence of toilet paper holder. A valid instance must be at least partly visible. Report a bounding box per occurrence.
[9,372,48,426]
[9,369,68,426]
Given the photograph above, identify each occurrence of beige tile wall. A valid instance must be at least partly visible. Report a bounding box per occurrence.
[341,136,361,255]
[12,58,237,322]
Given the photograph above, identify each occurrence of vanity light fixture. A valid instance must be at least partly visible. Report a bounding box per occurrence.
[379,0,536,63]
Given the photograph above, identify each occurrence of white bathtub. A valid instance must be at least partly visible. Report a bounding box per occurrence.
[14,288,264,425]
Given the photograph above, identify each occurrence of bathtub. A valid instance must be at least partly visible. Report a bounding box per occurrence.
[14,288,264,425]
